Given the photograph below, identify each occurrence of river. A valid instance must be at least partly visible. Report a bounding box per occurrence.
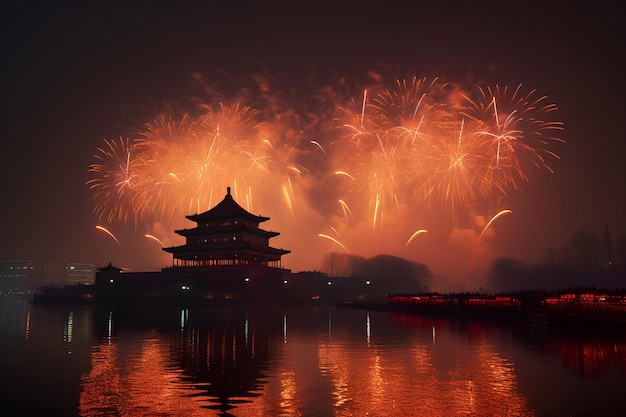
[1,298,625,416]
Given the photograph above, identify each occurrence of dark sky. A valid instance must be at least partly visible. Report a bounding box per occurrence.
[2,1,625,290]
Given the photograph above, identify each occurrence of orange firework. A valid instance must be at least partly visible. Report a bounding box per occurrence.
[96,225,120,245]
[479,209,513,239]
[405,229,429,247]
[318,233,350,253]
[332,77,563,219]
[88,104,277,225]
[145,234,165,247]
[460,84,564,191]
[87,71,563,262]
[87,137,137,223]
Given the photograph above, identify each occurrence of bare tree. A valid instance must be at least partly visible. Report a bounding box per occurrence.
[320,253,364,277]
[354,254,432,293]
[320,252,342,277]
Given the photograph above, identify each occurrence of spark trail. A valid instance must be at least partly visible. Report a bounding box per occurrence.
[479,209,513,239]
[96,225,121,245]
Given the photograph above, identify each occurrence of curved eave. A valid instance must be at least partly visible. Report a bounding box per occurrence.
[186,191,270,224]
[187,212,269,224]
[97,263,123,273]
[163,245,290,258]
[173,225,280,238]
[163,242,290,256]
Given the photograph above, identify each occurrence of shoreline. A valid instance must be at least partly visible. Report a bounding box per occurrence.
[30,284,626,328]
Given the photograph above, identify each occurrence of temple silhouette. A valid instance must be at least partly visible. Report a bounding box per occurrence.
[163,186,290,269]
[94,187,295,304]
[32,188,626,323]
[33,187,393,305]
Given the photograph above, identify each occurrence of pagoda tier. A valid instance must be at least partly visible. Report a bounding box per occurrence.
[163,187,290,269]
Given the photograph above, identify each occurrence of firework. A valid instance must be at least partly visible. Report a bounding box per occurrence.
[479,209,513,239]
[96,225,120,245]
[145,234,165,247]
[87,71,563,270]
[460,84,564,191]
[405,229,429,247]
[330,77,563,222]
[87,137,137,223]
[318,233,350,253]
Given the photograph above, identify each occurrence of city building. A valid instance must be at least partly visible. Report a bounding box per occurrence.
[65,263,95,285]
[0,260,43,295]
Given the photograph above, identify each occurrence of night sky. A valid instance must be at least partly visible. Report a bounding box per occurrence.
[2,1,624,291]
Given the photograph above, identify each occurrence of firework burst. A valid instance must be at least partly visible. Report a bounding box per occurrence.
[460,84,564,191]
[87,137,137,223]
[87,71,564,273]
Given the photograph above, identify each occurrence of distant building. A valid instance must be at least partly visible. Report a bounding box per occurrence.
[65,263,95,285]
[0,260,43,294]
[1,260,95,295]
[42,261,95,286]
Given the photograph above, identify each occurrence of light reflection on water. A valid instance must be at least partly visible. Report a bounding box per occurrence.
[1,300,625,416]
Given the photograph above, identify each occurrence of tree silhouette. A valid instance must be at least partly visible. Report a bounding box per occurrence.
[320,252,431,293]
[354,254,432,293]
[320,252,366,277]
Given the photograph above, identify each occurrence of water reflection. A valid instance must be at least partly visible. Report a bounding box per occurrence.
[389,311,626,379]
[82,305,285,416]
[1,300,95,415]
[543,328,626,379]
[2,301,625,416]
[307,313,533,417]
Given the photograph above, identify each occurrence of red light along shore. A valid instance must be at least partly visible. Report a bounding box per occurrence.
[338,289,626,327]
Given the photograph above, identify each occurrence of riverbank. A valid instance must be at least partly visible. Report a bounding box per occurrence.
[338,289,626,328]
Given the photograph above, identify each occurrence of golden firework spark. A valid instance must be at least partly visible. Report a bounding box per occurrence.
[318,233,350,253]
[479,209,513,239]
[96,225,120,245]
[405,229,429,247]
[145,234,165,247]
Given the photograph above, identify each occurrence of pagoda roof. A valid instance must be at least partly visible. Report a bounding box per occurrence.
[97,262,122,273]
[174,223,280,238]
[186,187,270,223]
[163,243,290,258]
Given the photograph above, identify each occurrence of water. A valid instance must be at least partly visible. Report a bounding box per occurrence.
[1,298,625,416]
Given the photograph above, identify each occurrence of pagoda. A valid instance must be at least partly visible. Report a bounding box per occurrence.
[163,187,290,279]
